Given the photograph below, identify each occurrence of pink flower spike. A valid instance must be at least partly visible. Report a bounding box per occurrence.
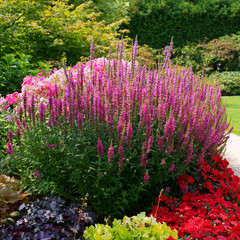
[7,115,12,122]
[46,144,56,149]
[107,146,114,162]
[143,170,150,184]
[169,164,175,172]
[8,131,14,142]
[97,139,104,156]
[6,142,13,155]
[34,170,41,181]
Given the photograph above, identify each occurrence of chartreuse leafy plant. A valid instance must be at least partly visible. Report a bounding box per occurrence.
[0,42,231,220]
[83,212,178,240]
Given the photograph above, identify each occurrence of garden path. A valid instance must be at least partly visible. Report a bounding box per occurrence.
[224,133,240,177]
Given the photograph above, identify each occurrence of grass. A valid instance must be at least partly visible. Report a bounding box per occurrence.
[222,96,240,136]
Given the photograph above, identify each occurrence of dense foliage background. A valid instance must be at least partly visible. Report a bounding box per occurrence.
[123,0,240,48]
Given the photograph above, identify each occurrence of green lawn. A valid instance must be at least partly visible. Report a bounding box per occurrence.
[222,96,240,136]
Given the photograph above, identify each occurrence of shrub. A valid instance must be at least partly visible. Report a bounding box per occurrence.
[208,71,240,96]
[0,42,231,220]
[199,34,240,73]
[0,53,52,96]
[171,44,203,73]
[83,212,178,239]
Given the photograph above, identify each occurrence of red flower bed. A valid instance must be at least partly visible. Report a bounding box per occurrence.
[150,156,240,239]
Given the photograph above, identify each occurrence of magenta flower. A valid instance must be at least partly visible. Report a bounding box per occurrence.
[141,153,147,167]
[46,144,56,149]
[16,128,21,138]
[107,146,114,162]
[126,122,133,146]
[7,115,12,122]
[163,116,176,139]
[6,142,13,155]
[97,139,104,156]
[165,187,171,193]
[143,170,150,184]
[118,145,124,168]
[169,164,175,172]
[8,131,14,142]
[34,170,41,181]
[161,159,166,165]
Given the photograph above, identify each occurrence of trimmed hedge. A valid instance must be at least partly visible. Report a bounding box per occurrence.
[123,0,240,48]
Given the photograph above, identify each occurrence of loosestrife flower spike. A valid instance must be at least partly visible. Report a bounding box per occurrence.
[6,142,13,155]
[97,139,104,156]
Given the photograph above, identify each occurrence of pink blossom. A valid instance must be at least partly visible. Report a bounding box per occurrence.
[8,131,14,142]
[118,145,124,168]
[107,147,114,162]
[143,170,150,184]
[169,164,175,172]
[97,139,104,156]
[46,144,56,149]
[7,115,12,122]
[6,142,13,155]
[34,170,41,180]
[165,187,171,193]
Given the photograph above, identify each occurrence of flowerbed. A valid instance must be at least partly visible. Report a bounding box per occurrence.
[0,41,234,239]
[150,155,240,239]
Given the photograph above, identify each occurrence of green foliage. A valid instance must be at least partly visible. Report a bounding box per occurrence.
[0,53,52,96]
[171,33,240,74]
[199,34,240,73]
[0,0,129,65]
[83,212,178,239]
[208,71,240,96]
[72,0,130,24]
[172,44,203,73]
[123,0,240,49]
[6,122,155,220]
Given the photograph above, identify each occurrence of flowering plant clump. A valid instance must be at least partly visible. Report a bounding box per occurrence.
[150,155,240,239]
[0,41,231,219]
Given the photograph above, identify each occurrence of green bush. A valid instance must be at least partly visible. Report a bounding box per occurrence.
[208,71,240,96]
[171,44,203,73]
[83,212,178,240]
[199,34,240,73]
[123,0,240,49]
[171,33,240,74]
[0,53,52,96]
[0,0,129,65]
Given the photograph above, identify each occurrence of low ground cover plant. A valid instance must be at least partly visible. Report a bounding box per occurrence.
[0,41,231,224]
[150,155,240,239]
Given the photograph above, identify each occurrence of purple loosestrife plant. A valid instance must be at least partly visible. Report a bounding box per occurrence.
[2,41,232,220]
